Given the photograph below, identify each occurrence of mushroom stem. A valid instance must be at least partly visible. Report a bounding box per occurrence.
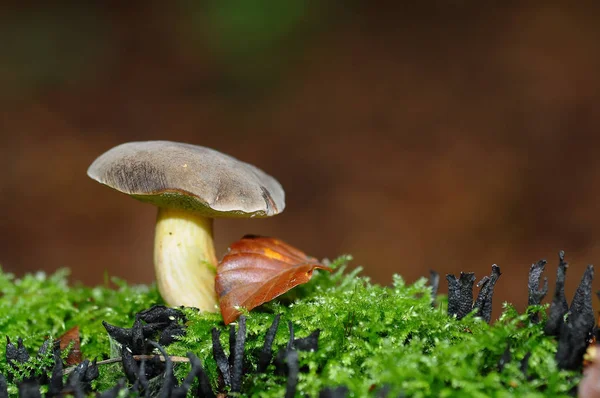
[154,207,218,311]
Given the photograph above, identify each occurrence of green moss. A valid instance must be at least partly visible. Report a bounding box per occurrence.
[0,268,161,393]
[0,258,581,397]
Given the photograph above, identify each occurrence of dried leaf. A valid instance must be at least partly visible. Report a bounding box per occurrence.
[58,326,81,366]
[216,235,333,325]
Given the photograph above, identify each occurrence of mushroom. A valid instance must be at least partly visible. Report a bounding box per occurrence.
[87,140,285,311]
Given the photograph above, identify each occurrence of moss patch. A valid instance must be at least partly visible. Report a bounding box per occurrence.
[0,257,582,397]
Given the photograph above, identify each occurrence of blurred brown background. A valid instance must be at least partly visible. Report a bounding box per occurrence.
[1,2,599,316]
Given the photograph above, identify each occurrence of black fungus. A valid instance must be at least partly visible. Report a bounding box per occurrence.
[97,380,126,398]
[137,305,186,324]
[446,272,476,320]
[258,314,281,373]
[84,358,99,383]
[64,358,100,397]
[211,328,231,389]
[231,316,247,394]
[287,321,295,350]
[294,329,321,352]
[374,385,393,398]
[284,349,300,398]
[102,322,134,347]
[544,251,569,336]
[520,352,532,378]
[569,265,595,335]
[102,321,163,348]
[274,323,295,374]
[121,347,140,385]
[5,337,18,368]
[159,323,186,347]
[1,305,194,397]
[473,265,502,323]
[193,354,217,398]
[6,337,30,370]
[150,341,175,398]
[0,374,7,398]
[47,348,63,398]
[172,352,215,398]
[274,321,321,376]
[497,344,511,372]
[555,309,593,370]
[16,338,30,365]
[129,359,150,398]
[527,260,549,323]
[320,386,349,398]
[229,324,237,370]
[429,270,440,307]
[555,265,595,370]
[65,369,87,398]
[36,339,50,358]
[131,318,146,354]
[17,379,41,398]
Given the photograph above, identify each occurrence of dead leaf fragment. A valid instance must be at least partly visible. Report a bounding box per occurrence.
[58,325,81,365]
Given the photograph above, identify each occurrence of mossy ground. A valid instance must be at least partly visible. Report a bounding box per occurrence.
[0,257,581,397]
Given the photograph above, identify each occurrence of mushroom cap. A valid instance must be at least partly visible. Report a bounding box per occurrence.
[87,141,285,218]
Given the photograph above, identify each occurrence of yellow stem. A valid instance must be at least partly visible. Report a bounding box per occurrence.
[154,207,218,311]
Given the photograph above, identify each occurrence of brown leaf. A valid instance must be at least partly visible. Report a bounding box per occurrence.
[58,325,81,365]
[215,235,333,325]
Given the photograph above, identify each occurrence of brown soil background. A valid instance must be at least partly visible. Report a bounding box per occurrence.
[1,2,599,317]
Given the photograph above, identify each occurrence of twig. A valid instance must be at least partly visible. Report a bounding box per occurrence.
[62,354,190,376]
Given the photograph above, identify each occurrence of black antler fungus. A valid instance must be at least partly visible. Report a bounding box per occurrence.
[556,265,595,370]
[570,265,595,335]
[446,272,476,320]
[258,314,281,373]
[0,374,7,398]
[429,270,440,306]
[320,386,349,398]
[211,328,231,389]
[527,259,548,323]
[473,264,502,323]
[230,316,247,394]
[284,350,300,398]
[544,251,569,336]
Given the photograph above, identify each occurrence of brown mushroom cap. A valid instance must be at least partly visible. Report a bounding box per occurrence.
[87,140,285,217]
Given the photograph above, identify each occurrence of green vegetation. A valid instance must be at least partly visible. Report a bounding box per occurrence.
[0,257,581,397]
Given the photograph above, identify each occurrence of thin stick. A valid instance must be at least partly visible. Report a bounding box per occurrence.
[62,354,190,376]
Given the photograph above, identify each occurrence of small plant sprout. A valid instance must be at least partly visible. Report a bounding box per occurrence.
[87,141,285,311]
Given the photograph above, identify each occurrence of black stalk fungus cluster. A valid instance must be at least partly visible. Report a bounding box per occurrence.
[553,263,596,370]
[101,305,191,396]
[211,314,324,397]
[211,316,246,394]
[4,250,597,396]
[0,306,327,397]
[2,336,100,398]
[1,305,189,397]
[446,265,501,322]
[445,251,597,371]
[527,251,597,370]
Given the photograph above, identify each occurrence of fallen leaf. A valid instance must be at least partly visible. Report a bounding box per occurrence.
[215,235,333,324]
[58,325,81,365]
